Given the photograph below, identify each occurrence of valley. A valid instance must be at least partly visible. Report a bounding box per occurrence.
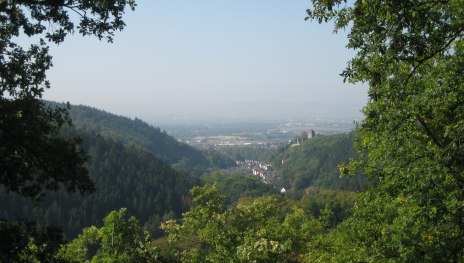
[2,0,460,261]
[162,118,356,149]
[0,103,362,241]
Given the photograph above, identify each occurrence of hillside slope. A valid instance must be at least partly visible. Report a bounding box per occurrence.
[273,132,368,191]
[66,103,212,168]
[0,102,238,239]
[0,130,198,239]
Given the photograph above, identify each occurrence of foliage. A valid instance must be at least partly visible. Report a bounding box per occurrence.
[307,0,464,260]
[202,172,277,206]
[201,149,237,169]
[0,219,65,263]
[162,184,324,262]
[298,188,357,228]
[0,99,93,201]
[307,189,462,262]
[273,132,368,191]
[58,208,160,263]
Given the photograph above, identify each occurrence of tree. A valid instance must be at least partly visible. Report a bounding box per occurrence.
[162,184,324,262]
[58,208,160,262]
[0,1,136,200]
[307,0,464,261]
[0,219,65,263]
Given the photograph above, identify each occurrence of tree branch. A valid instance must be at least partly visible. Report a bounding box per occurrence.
[416,115,443,148]
[405,28,464,87]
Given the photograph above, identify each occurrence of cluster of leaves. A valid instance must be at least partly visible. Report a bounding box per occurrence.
[298,188,357,228]
[158,184,360,262]
[58,208,160,263]
[161,184,327,262]
[308,191,457,262]
[0,99,92,200]
[0,219,65,263]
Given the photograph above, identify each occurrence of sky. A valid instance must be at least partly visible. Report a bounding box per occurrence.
[43,0,368,123]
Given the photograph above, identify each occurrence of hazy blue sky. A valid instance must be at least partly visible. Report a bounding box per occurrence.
[43,0,367,122]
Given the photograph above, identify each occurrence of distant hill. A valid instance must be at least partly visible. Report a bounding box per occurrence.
[66,104,200,167]
[53,102,235,171]
[272,132,368,192]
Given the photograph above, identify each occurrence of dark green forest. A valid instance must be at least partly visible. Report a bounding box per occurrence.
[0,104,239,240]
[272,132,369,192]
[0,129,196,239]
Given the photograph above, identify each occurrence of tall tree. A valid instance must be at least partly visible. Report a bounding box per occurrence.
[58,208,160,263]
[0,0,136,200]
[307,0,464,261]
[162,184,324,262]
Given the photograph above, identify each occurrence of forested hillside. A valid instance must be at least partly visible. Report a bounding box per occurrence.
[1,103,239,240]
[0,130,197,239]
[272,132,368,191]
[54,102,235,171]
